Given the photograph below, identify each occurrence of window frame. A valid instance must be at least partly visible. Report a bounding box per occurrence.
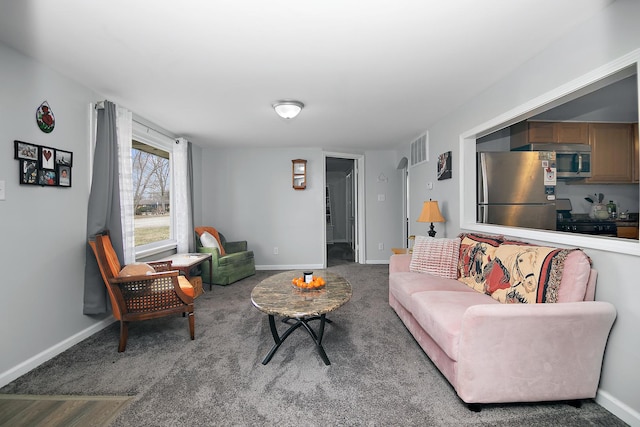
[460,50,640,257]
[131,121,177,258]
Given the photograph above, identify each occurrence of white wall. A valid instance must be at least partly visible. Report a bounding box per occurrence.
[407,1,640,424]
[364,150,404,262]
[0,42,108,384]
[200,147,326,269]
[198,147,403,267]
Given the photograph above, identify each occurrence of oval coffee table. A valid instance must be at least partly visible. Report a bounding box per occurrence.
[251,270,352,365]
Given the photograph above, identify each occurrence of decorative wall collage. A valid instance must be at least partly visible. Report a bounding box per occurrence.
[12,101,73,188]
[14,140,73,187]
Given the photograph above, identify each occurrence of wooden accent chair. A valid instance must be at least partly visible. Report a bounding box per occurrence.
[88,231,195,352]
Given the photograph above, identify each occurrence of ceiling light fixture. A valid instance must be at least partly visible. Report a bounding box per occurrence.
[273,100,304,119]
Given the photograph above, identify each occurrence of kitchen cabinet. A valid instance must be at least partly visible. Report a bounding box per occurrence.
[617,225,639,239]
[556,122,589,143]
[510,121,588,149]
[583,123,634,183]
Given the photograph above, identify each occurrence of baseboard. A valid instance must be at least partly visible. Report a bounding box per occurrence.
[256,264,324,271]
[365,259,390,265]
[0,317,115,389]
[596,389,640,427]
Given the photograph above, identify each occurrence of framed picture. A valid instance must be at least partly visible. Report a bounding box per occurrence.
[56,149,73,166]
[58,165,72,187]
[38,169,57,186]
[40,146,56,170]
[437,151,452,181]
[20,160,39,185]
[14,140,39,161]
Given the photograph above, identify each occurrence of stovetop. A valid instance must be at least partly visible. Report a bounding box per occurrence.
[557,218,615,224]
[557,217,617,234]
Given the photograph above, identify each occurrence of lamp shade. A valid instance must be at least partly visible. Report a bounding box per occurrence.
[273,100,304,119]
[417,200,445,223]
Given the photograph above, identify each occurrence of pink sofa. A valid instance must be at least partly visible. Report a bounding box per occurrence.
[388,234,617,408]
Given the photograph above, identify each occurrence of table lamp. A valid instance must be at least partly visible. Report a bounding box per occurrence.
[417,199,445,237]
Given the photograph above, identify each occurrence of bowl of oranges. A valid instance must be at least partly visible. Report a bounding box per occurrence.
[292,275,326,290]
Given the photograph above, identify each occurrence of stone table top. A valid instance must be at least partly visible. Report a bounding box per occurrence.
[158,253,211,268]
[251,270,352,318]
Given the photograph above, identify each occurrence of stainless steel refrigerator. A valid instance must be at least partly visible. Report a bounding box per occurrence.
[477,151,556,230]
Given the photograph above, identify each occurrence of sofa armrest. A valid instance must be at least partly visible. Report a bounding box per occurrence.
[455,301,617,403]
[224,240,248,254]
[198,246,221,265]
[389,254,412,273]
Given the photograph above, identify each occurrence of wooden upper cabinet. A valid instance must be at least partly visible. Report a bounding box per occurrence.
[527,122,556,143]
[585,123,633,183]
[556,122,589,143]
[510,121,589,149]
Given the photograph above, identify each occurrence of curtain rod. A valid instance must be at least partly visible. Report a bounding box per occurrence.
[94,100,177,141]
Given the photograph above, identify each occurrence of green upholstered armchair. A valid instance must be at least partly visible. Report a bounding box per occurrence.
[195,226,256,287]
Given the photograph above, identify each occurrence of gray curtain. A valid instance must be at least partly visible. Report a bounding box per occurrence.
[83,101,125,315]
[187,141,196,252]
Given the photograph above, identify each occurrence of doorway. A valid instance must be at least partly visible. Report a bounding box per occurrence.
[326,156,357,266]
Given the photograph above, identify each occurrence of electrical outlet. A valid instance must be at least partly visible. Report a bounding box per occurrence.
[378,243,384,250]
[0,180,5,201]
[273,247,279,255]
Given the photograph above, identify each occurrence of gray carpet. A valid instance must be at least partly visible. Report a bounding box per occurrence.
[1,264,627,426]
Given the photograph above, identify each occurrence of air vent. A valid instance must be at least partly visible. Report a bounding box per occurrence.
[410,132,428,167]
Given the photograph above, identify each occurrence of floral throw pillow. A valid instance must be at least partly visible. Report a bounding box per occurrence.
[409,236,461,279]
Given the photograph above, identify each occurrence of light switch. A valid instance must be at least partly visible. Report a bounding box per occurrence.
[0,180,5,200]
[377,194,385,202]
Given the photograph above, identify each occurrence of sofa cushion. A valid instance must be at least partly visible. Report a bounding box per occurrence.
[410,290,499,361]
[557,249,591,302]
[218,250,254,267]
[410,236,460,279]
[390,272,476,313]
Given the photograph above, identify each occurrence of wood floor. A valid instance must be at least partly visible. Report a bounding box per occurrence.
[0,394,131,427]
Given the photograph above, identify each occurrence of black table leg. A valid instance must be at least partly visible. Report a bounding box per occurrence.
[261,314,332,365]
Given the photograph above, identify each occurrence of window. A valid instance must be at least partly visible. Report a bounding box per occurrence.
[461,55,640,256]
[132,121,176,255]
[132,140,171,247]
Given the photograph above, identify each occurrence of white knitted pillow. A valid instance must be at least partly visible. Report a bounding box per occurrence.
[409,236,461,279]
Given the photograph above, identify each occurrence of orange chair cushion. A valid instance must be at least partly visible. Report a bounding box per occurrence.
[118,262,155,277]
[195,226,226,256]
[178,276,195,298]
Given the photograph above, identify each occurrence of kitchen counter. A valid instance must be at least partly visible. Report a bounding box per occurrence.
[615,215,639,239]
[615,220,639,227]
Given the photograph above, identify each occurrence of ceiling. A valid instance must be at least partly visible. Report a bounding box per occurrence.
[0,0,615,150]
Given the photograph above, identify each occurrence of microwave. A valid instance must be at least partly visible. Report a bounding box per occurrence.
[513,143,592,178]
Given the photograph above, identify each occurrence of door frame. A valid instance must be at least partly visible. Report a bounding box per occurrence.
[324,152,365,266]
